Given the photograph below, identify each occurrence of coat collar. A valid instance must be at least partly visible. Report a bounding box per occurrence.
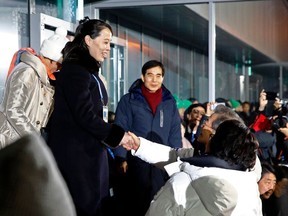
[20,51,49,85]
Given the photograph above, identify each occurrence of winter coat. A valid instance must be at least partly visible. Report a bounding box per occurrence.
[114,78,182,215]
[48,50,125,216]
[146,164,262,216]
[132,137,263,215]
[0,52,54,148]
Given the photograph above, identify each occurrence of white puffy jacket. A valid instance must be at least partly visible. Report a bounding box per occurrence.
[132,137,263,216]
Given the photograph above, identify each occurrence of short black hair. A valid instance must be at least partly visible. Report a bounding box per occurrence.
[141,60,165,76]
[260,161,276,180]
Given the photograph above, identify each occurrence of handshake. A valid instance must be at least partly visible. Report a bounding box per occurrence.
[119,131,140,151]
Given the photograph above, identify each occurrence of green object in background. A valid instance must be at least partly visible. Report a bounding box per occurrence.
[229,99,241,109]
[173,94,192,109]
[57,0,63,19]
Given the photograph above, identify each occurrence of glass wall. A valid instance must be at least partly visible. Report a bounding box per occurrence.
[0,0,29,101]
[99,4,211,106]
[95,0,288,107]
[214,0,288,102]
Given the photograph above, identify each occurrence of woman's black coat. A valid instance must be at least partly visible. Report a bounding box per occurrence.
[48,52,124,216]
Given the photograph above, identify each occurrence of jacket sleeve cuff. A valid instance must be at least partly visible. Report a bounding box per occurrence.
[102,124,125,148]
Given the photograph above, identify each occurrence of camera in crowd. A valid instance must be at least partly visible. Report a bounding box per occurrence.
[265,91,288,120]
[266,91,279,101]
[266,91,288,107]
[271,101,288,132]
[272,115,288,131]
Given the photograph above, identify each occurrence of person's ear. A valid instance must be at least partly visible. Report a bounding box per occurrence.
[84,35,92,47]
[141,74,144,82]
[186,113,191,120]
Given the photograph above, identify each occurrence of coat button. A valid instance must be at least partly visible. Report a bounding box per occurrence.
[36,121,40,125]
[40,102,43,105]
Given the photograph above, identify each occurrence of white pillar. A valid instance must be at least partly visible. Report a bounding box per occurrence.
[208,2,216,102]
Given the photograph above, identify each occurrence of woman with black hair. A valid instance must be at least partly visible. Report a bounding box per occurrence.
[48,17,131,216]
[126,120,262,215]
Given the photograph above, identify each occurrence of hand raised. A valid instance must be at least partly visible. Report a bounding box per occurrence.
[259,89,268,111]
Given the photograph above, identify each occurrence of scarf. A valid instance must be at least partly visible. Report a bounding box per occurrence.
[40,57,56,80]
[141,84,162,115]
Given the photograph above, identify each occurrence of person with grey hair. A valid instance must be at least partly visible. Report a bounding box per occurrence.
[122,106,262,215]
[0,27,69,148]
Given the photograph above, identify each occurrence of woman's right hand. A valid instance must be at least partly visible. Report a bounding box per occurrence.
[120,131,140,151]
[127,131,140,151]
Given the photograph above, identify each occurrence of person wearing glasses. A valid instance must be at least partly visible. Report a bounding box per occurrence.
[183,103,206,149]
[113,60,182,216]
[0,27,69,148]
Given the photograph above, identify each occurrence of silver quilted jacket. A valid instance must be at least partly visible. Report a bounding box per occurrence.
[0,51,54,148]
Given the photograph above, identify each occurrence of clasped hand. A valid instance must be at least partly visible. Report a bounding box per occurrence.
[120,131,140,151]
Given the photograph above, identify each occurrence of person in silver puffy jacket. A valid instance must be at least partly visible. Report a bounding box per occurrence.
[0,27,69,148]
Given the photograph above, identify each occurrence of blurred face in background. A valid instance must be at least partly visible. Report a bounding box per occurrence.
[242,103,251,114]
[187,107,205,125]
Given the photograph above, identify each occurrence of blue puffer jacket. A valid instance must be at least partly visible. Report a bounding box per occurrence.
[114,79,182,159]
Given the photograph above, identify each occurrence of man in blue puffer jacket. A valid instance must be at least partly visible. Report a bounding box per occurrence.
[113,60,182,216]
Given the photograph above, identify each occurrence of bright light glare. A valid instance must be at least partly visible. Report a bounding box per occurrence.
[0,33,18,77]
[0,33,18,101]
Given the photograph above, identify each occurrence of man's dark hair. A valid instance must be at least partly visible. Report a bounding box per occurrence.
[260,162,276,180]
[141,60,165,76]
